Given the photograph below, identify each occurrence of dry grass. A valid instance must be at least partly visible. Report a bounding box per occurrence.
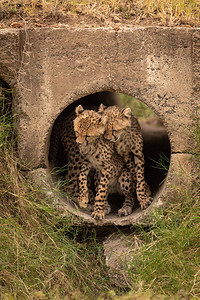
[0,0,199,27]
[136,0,200,25]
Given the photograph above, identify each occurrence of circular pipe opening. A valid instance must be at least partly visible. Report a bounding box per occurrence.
[48,91,171,225]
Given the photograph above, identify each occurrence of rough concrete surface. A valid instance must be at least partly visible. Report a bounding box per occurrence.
[0,29,20,86]
[3,26,198,167]
[0,26,199,226]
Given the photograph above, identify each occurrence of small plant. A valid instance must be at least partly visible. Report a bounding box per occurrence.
[151,153,170,172]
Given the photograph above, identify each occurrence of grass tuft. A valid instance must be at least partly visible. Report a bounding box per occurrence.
[128,192,200,297]
[136,0,200,24]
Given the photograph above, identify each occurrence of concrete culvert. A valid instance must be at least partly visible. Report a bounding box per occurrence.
[47,91,171,226]
[10,27,198,226]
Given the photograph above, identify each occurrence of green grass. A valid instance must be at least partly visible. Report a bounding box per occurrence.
[0,160,112,299]
[128,188,200,297]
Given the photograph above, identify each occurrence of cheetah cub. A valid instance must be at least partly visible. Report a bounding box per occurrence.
[48,109,95,203]
[73,105,136,220]
[99,104,152,210]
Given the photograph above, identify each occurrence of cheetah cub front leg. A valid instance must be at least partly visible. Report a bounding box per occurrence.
[78,162,91,208]
[94,171,111,216]
[91,168,113,220]
[118,167,136,217]
[134,154,153,209]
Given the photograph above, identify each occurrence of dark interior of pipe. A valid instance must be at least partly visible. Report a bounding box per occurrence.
[49,92,171,215]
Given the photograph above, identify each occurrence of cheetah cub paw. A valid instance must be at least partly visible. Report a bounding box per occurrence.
[104,201,111,216]
[140,196,153,210]
[91,210,105,220]
[118,205,133,217]
[78,194,89,208]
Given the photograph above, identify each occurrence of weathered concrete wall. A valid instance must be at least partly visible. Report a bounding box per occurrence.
[0,29,20,86]
[5,26,198,168]
[0,26,199,225]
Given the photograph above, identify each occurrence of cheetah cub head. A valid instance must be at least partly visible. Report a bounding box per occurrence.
[74,105,107,145]
[99,104,132,142]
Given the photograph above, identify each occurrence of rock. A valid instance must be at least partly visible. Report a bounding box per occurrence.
[103,231,143,287]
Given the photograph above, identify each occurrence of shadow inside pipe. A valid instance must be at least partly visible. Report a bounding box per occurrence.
[48,92,171,216]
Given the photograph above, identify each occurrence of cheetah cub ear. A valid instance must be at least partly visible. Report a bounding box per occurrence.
[98,103,106,114]
[75,105,84,116]
[122,107,132,118]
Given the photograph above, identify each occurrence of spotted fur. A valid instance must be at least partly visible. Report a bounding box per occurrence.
[48,109,95,204]
[99,104,152,209]
[74,105,136,220]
